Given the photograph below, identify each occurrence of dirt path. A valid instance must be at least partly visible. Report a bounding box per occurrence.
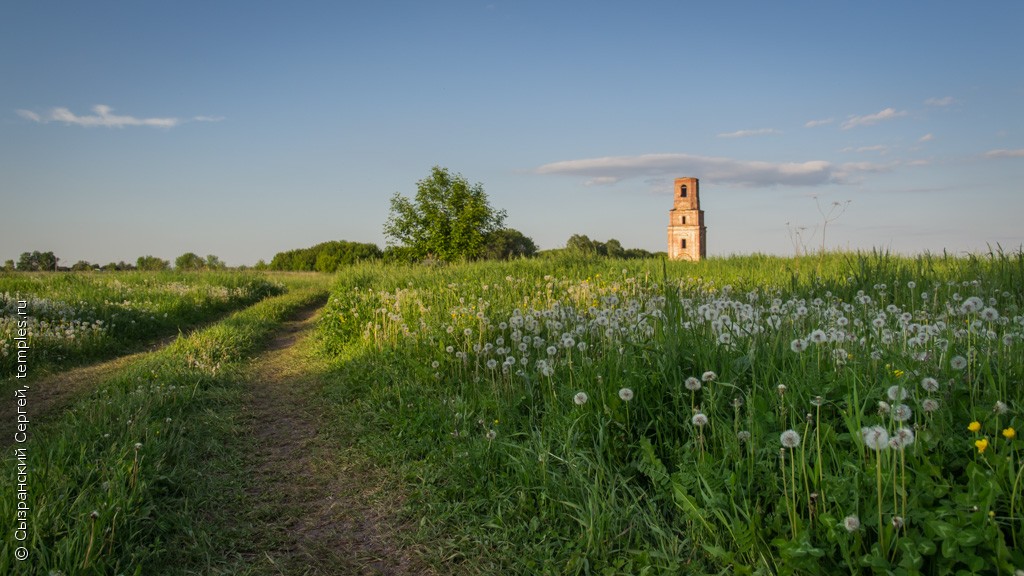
[0,335,178,440]
[239,304,432,576]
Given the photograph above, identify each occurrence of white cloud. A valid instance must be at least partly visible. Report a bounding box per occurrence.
[804,118,834,128]
[841,145,888,153]
[16,109,41,122]
[536,152,853,187]
[918,133,934,143]
[17,104,180,128]
[985,149,1024,158]
[717,128,781,138]
[841,108,906,130]
[192,115,225,123]
[924,96,955,107]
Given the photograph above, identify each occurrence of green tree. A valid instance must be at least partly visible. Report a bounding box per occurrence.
[17,251,58,271]
[205,254,226,269]
[2,260,14,272]
[175,252,206,271]
[482,228,538,260]
[136,255,170,271]
[70,260,94,271]
[384,166,507,262]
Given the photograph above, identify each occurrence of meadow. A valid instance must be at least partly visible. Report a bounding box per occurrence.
[1,252,1022,574]
[0,271,284,378]
[315,251,1023,574]
[0,272,330,575]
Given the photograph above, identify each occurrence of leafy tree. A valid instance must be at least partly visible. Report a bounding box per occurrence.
[2,260,14,272]
[136,255,170,271]
[17,251,58,271]
[605,238,625,259]
[384,166,507,262]
[269,241,381,271]
[71,260,94,271]
[175,252,206,271]
[205,254,226,269]
[482,228,538,260]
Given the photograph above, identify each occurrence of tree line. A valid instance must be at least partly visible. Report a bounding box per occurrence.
[5,166,659,273]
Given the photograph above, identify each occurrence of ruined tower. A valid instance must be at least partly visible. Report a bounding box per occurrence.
[667,177,706,261]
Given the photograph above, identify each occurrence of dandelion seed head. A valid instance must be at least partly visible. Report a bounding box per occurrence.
[887,385,908,401]
[702,371,717,382]
[950,355,968,370]
[922,398,939,413]
[737,430,751,443]
[993,400,1008,415]
[843,515,861,532]
[684,377,702,391]
[861,426,889,451]
[573,391,588,406]
[618,388,634,402]
[691,412,709,427]
[921,377,939,393]
[780,429,801,448]
[892,404,913,422]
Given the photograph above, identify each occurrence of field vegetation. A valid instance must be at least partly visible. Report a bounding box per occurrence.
[0,274,330,575]
[315,250,1023,574]
[2,250,1022,574]
[0,271,283,378]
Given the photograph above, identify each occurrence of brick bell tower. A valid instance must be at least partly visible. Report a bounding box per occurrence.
[667,177,706,261]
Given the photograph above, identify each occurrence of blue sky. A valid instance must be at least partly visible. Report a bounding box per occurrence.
[2,1,1022,266]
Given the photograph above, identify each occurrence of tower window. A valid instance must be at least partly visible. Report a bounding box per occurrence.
[681,239,687,249]
[681,216,687,224]
[680,185,687,198]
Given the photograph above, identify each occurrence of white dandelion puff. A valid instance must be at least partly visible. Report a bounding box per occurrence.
[573,391,589,406]
[618,388,634,402]
[691,412,709,427]
[780,429,801,448]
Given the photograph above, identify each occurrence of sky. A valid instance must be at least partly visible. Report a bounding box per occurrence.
[2,1,1022,266]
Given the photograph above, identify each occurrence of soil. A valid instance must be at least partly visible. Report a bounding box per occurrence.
[6,301,433,575]
[238,303,434,576]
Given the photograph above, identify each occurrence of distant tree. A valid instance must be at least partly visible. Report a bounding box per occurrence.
[383,166,506,262]
[136,255,170,271]
[205,254,226,269]
[269,241,382,271]
[17,251,58,271]
[482,228,538,260]
[253,259,269,271]
[605,239,625,259]
[2,260,14,272]
[71,260,94,271]
[566,235,599,254]
[175,252,206,271]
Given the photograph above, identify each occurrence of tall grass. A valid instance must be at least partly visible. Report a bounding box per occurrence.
[0,271,285,378]
[315,251,1023,574]
[0,278,329,575]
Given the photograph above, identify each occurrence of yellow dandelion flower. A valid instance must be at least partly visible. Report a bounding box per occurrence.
[968,421,981,433]
[1002,427,1016,440]
[975,438,989,453]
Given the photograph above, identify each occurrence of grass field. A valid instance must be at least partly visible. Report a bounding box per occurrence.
[315,251,1023,574]
[0,271,285,379]
[2,253,1022,574]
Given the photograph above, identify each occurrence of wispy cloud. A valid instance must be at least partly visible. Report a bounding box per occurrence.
[985,149,1024,158]
[17,104,180,128]
[924,96,955,107]
[918,133,934,143]
[192,115,225,123]
[534,152,888,188]
[841,107,906,130]
[804,118,834,128]
[841,145,888,153]
[717,128,781,138]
